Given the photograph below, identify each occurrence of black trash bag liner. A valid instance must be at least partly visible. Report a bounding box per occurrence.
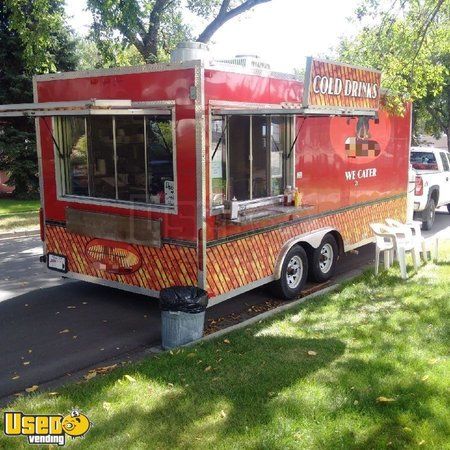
[159,286,208,313]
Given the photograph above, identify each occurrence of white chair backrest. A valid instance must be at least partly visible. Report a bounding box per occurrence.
[370,223,394,247]
[385,218,413,241]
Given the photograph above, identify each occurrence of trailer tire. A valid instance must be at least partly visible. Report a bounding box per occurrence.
[271,245,308,300]
[309,234,338,282]
[422,198,436,230]
[447,204,450,214]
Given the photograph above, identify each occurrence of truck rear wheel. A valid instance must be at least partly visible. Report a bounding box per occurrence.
[271,245,308,300]
[309,234,338,282]
[422,198,436,230]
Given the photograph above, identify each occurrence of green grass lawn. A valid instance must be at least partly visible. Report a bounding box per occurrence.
[0,199,40,215]
[0,199,40,233]
[1,248,449,449]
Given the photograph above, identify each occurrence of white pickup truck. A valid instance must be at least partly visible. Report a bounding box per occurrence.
[410,146,450,230]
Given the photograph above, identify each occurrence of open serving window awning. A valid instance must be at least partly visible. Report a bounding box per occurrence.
[0,99,172,117]
[211,106,377,117]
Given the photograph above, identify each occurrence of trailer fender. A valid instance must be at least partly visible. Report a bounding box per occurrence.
[274,227,338,280]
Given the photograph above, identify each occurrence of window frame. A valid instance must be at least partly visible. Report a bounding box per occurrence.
[52,108,178,214]
[209,112,294,214]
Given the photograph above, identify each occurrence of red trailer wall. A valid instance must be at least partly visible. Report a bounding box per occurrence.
[203,69,410,298]
[203,69,411,243]
[36,68,197,242]
[296,104,411,222]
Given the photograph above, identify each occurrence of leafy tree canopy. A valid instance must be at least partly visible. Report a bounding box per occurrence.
[336,0,449,147]
[0,0,78,197]
[86,0,271,64]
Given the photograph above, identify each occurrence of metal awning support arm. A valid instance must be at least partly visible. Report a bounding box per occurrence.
[287,117,307,161]
[41,117,64,160]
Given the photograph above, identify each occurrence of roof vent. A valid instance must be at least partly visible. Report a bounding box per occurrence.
[215,54,271,70]
[171,41,210,64]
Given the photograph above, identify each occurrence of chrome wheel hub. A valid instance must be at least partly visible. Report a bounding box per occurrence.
[319,243,333,273]
[286,255,303,289]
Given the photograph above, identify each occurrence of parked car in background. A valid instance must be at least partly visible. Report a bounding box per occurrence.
[410,147,450,230]
[0,171,14,195]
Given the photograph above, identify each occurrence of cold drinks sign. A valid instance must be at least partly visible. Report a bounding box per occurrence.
[303,57,381,111]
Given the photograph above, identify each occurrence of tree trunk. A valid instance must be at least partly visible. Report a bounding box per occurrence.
[197,0,272,43]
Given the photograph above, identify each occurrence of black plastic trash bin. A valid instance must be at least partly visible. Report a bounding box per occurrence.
[159,286,208,350]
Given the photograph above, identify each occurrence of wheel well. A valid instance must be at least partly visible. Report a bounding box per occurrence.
[430,188,439,204]
[285,232,344,263]
[329,230,344,257]
[273,228,343,280]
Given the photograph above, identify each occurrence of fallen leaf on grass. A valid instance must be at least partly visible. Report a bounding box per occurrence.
[95,364,117,374]
[124,375,136,383]
[307,350,317,356]
[418,440,425,446]
[25,385,39,393]
[376,396,396,403]
[47,392,59,396]
[204,366,212,372]
[84,371,97,381]
[223,339,230,344]
[421,375,429,381]
[220,410,227,418]
[59,329,69,334]
[187,352,196,358]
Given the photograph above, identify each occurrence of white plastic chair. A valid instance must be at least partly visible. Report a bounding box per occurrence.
[370,223,419,279]
[385,218,428,262]
[369,223,395,275]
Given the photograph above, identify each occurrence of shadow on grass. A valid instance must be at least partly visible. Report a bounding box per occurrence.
[36,336,345,448]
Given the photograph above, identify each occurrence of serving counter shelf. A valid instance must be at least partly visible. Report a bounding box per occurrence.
[218,204,314,225]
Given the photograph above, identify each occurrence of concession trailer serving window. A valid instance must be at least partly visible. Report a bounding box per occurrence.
[54,114,175,207]
[0,99,176,210]
[211,114,293,208]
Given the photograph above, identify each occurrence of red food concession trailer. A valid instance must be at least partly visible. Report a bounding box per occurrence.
[0,49,411,304]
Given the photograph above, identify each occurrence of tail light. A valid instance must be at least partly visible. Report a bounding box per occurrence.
[415,175,423,196]
[39,208,45,241]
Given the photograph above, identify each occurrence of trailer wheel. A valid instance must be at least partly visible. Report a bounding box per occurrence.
[309,234,338,282]
[447,204,450,214]
[422,198,436,230]
[272,245,308,300]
